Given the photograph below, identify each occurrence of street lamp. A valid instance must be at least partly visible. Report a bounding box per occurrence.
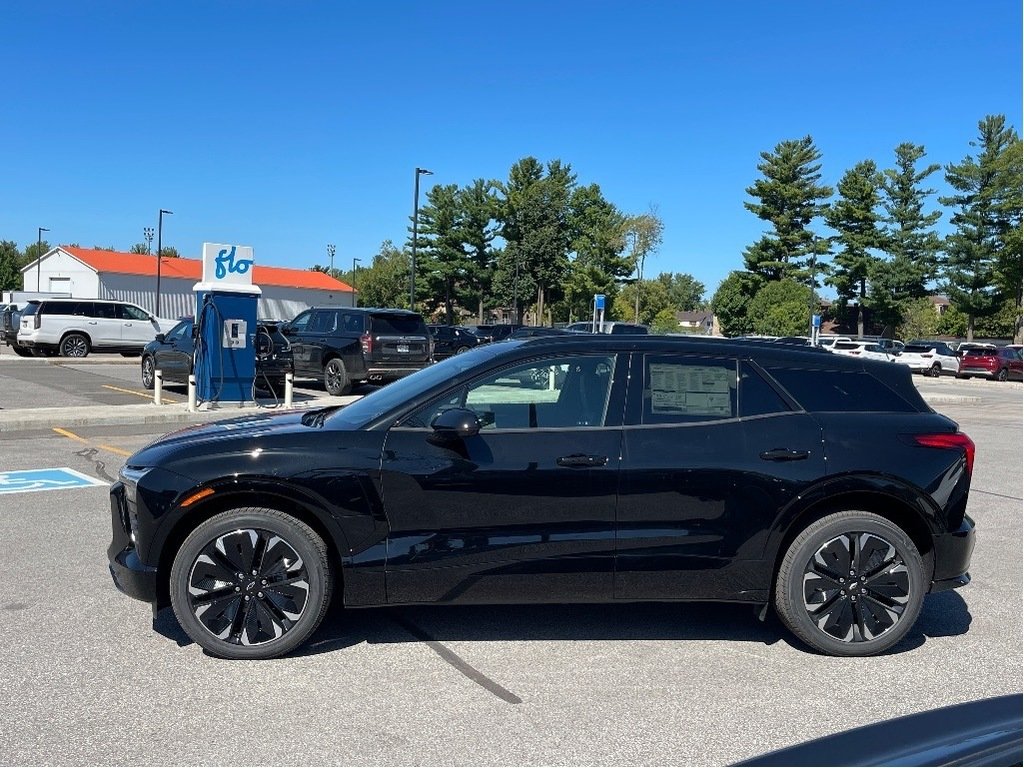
[410,167,433,310]
[327,243,336,276]
[156,209,172,316]
[143,226,154,254]
[36,227,49,291]
[352,257,361,306]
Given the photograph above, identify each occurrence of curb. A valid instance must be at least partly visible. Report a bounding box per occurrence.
[919,392,983,405]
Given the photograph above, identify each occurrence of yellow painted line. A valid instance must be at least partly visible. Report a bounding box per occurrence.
[52,427,89,443]
[97,444,132,457]
[101,383,178,404]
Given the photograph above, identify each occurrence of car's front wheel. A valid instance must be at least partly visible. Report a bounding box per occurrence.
[169,508,333,659]
[929,362,942,377]
[141,355,155,389]
[324,358,352,396]
[774,511,925,656]
[60,333,90,358]
[997,367,1009,382]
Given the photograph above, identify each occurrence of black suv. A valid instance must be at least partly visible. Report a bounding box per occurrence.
[109,336,975,660]
[1,303,29,356]
[283,307,431,395]
[428,324,484,359]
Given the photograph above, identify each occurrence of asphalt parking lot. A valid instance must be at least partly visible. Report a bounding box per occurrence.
[0,362,1021,765]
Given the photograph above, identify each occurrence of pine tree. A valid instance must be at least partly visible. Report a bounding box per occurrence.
[825,160,884,336]
[417,183,471,324]
[940,115,1022,340]
[457,179,501,323]
[743,136,833,281]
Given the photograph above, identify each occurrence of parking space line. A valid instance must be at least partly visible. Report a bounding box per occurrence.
[52,428,133,458]
[52,427,89,444]
[101,383,178,404]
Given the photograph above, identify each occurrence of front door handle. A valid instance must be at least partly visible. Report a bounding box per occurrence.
[557,454,608,468]
[759,448,811,462]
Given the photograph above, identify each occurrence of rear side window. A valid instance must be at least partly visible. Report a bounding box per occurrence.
[371,314,426,335]
[21,303,40,317]
[764,367,916,412]
[93,303,116,319]
[642,356,737,424]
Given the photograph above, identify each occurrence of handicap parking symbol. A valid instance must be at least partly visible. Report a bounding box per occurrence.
[0,468,109,495]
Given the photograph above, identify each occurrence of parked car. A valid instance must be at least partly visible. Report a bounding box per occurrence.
[874,338,905,354]
[817,335,852,350]
[509,326,572,339]
[956,346,1023,381]
[108,335,975,660]
[954,341,997,357]
[459,324,523,342]
[895,341,960,377]
[282,307,431,395]
[427,324,485,359]
[17,298,178,358]
[139,318,293,393]
[1,303,31,356]
[829,340,898,363]
[565,321,649,335]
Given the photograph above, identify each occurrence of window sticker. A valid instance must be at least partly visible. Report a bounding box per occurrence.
[649,364,733,416]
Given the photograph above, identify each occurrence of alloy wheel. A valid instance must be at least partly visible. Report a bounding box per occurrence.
[185,528,310,647]
[801,532,910,643]
[61,335,88,357]
[141,357,155,389]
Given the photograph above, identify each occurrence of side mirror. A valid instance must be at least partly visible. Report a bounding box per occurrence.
[154,333,166,343]
[430,408,481,440]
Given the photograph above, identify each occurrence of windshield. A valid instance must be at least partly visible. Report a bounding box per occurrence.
[371,314,426,335]
[327,342,519,428]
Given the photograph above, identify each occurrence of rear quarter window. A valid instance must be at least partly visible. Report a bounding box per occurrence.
[764,367,917,412]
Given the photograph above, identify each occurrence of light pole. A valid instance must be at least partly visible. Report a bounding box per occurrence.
[36,227,49,291]
[143,226,154,254]
[156,209,172,316]
[410,167,433,310]
[352,257,361,306]
[327,243,336,276]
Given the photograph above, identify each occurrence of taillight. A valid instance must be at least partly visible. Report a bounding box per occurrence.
[921,353,933,358]
[913,432,975,477]
[850,350,861,355]
[360,332,372,354]
[33,313,41,330]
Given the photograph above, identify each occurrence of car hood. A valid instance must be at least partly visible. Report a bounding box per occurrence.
[127,406,346,470]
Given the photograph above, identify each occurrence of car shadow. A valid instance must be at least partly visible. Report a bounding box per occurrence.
[152,590,971,658]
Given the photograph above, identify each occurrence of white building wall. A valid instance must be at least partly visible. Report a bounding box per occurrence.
[97,274,355,321]
[21,250,99,297]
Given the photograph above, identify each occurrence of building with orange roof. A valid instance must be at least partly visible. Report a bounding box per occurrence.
[21,246,355,320]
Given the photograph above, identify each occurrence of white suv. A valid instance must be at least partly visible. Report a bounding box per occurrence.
[18,299,178,358]
[829,340,898,363]
[895,341,960,377]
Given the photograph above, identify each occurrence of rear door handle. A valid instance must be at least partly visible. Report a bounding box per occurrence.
[759,448,811,462]
[557,454,608,468]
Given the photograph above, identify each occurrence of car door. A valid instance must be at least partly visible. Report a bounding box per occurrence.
[155,320,194,384]
[379,351,626,604]
[615,354,826,601]
[286,310,315,376]
[117,303,160,349]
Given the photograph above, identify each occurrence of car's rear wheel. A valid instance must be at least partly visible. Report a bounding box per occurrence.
[324,358,351,396]
[775,511,925,656]
[141,355,156,389]
[455,345,470,355]
[169,508,333,660]
[60,333,90,358]
[997,367,1009,382]
[929,362,941,377]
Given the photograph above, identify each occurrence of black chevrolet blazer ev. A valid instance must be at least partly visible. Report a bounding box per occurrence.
[108,336,976,659]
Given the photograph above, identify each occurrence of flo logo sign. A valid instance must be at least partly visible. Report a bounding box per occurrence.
[0,468,108,495]
[201,243,255,288]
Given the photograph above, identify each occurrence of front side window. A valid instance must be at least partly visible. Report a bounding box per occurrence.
[117,304,150,321]
[289,311,312,332]
[166,320,192,343]
[641,356,737,424]
[403,355,616,430]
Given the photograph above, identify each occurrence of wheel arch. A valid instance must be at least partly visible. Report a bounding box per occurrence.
[766,480,938,594]
[60,329,92,349]
[153,484,350,611]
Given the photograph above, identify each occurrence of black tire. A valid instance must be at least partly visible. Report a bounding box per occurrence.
[60,333,90,358]
[12,345,31,358]
[929,362,941,377]
[141,355,156,389]
[324,358,352,396]
[169,508,333,660]
[121,351,141,358]
[956,374,970,380]
[774,511,925,656]
[997,367,1008,382]
[454,345,470,355]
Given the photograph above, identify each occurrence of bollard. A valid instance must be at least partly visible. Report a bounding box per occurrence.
[154,369,163,406]
[187,374,197,412]
[284,371,294,409]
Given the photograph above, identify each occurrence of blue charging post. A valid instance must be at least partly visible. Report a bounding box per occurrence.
[192,243,261,406]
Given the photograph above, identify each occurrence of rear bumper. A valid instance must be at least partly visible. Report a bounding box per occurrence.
[959,366,998,378]
[929,515,976,592]
[365,363,429,383]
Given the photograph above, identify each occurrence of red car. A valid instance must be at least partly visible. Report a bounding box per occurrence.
[957,346,1023,381]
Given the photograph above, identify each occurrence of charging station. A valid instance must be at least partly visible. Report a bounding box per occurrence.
[192,243,261,406]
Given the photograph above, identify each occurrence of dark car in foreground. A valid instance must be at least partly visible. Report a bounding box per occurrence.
[956,346,1023,381]
[140,318,293,394]
[427,324,484,359]
[284,307,431,395]
[108,336,975,660]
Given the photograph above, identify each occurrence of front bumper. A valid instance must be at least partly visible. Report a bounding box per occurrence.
[106,481,158,604]
[929,514,976,593]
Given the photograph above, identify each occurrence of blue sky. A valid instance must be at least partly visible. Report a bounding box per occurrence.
[2,1,1020,299]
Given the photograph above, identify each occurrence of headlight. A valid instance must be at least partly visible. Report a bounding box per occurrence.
[119,466,151,507]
